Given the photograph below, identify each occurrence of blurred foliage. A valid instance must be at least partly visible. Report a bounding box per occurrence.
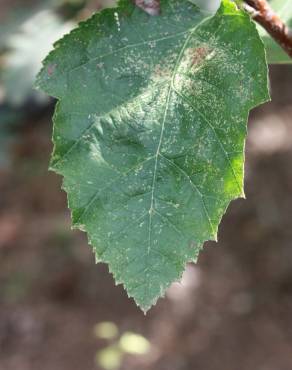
[1,10,73,106]
[0,0,116,168]
[94,322,119,340]
[0,0,116,106]
[94,322,150,370]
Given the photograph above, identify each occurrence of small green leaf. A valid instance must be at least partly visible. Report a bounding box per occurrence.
[36,0,269,311]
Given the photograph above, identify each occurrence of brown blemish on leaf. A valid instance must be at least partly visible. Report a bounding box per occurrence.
[47,63,57,76]
[190,46,212,67]
[153,64,171,78]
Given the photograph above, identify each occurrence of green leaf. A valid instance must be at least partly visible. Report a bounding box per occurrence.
[258,0,292,64]
[36,0,269,311]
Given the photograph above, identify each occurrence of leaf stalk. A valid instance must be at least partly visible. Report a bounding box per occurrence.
[244,0,292,59]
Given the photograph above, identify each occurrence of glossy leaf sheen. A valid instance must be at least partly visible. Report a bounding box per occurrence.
[36,0,269,311]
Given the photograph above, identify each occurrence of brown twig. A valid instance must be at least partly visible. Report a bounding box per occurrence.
[244,0,292,59]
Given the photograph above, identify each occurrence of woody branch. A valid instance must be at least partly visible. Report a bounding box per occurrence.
[244,0,292,59]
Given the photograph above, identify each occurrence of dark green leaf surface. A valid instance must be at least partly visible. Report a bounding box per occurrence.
[36,0,269,311]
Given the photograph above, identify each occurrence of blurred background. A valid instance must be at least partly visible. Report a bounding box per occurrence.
[1,1,292,370]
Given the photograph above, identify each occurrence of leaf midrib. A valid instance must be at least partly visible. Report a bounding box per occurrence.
[57,10,243,260]
[146,25,197,255]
